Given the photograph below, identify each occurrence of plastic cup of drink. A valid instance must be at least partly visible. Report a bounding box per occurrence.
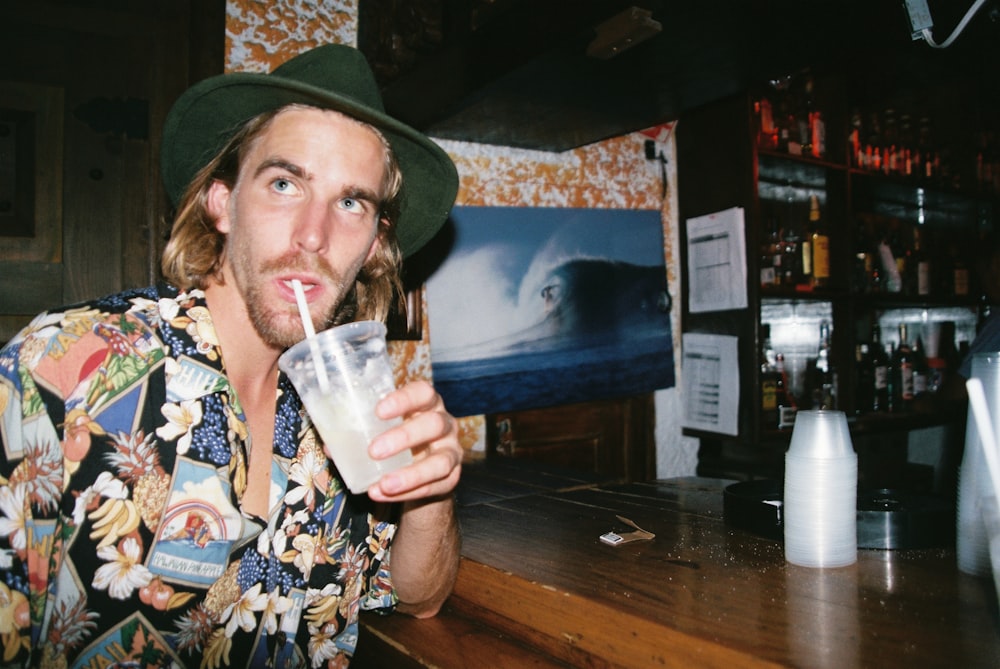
[278,320,412,494]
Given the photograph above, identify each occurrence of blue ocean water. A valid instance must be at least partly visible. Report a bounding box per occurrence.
[426,210,677,417]
[434,326,674,417]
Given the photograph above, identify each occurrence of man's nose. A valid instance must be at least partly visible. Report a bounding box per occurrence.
[292,202,330,253]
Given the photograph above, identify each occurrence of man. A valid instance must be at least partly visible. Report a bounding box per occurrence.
[0,44,461,667]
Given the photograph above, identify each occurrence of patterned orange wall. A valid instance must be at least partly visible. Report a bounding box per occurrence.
[224,1,680,455]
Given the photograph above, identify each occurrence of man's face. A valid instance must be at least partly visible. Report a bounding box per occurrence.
[208,107,387,348]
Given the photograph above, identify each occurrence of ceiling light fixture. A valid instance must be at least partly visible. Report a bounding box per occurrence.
[586,6,662,60]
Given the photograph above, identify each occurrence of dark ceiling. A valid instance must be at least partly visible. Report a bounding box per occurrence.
[359,0,1000,152]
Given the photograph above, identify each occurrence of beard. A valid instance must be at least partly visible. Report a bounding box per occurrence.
[229,241,350,349]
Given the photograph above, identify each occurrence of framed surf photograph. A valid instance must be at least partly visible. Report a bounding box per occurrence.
[426,206,675,417]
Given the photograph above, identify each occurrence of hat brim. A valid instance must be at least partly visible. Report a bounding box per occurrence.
[161,73,458,258]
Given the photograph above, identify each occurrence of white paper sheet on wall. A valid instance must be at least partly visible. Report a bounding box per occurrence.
[681,332,739,436]
[686,207,748,313]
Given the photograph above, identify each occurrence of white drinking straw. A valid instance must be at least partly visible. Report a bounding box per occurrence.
[292,279,330,393]
[965,377,1000,500]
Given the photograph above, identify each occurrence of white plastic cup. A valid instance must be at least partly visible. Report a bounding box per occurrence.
[786,409,854,459]
[278,321,412,494]
[981,495,1000,603]
[783,410,858,568]
[958,352,1000,576]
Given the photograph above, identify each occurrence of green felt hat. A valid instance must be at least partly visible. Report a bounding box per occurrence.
[161,44,458,257]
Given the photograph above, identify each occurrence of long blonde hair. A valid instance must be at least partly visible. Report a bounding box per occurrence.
[161,105,404,324]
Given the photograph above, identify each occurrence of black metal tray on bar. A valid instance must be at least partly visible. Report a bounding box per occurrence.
[723,479,955,549]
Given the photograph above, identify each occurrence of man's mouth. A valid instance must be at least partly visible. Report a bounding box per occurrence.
[283,279,318,292]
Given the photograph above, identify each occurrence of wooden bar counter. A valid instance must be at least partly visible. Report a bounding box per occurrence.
[355,461,1000,668]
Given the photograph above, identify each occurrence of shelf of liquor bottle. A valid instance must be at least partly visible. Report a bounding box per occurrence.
[847,402,967,435]
[853,293,981,309]
[849,166,1000,206]
[758,152,839,198]
[759,286,848,301]
[758,148,846,173]
[851,174,993,230]
[754,405,964,443]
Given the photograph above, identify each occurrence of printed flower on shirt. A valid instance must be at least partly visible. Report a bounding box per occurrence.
[307,622,340,669]
[285,445,327,510]
[157,399,203,454]
[261,588,292,636]
[92,536,152,600]
[0,484,26,555]
[0,581,30,661]
[223,582,268,637]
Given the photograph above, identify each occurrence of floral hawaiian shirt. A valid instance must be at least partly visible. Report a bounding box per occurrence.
[0,285,399,668]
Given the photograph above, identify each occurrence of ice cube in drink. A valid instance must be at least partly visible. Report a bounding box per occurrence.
[300,385,411,494]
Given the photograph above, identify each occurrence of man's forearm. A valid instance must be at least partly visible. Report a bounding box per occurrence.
[390,493,461,617]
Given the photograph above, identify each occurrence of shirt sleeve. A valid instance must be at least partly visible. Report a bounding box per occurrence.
[359,515,399,613]
[0,332,65,667]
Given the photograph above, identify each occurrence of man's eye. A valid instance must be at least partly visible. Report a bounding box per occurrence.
[273,178,292,192]
[341,197,362,212]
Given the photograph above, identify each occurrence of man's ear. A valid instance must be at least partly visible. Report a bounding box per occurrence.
[365,223,385,263]
[206,181,232,233]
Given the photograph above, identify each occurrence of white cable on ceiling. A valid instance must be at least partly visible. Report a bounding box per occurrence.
[920,0,990,48]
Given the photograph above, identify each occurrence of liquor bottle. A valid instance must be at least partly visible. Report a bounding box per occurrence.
[891,229,908,294]
[917,116,933,183]
[854,344,873,416]
[848,108,864,167]
[775,92,792,154]
[893,323,915,410]
[808,195,830,288]
[869,324,890,412]
[853,218,876,293]
[883,108,898,175]
[791,76,810,157]
[804,76,825,159]
[950,243,970,297]
[899,113,915,180]
[759,324,781,428]
[912,334,929,398]
[865,110,883,173]
[912,227,931,297]
[812,320,836,409]
[780,196,803,286]
[918,116,940,185]
[776,353,797,428]
[929,320,959,393]
[884,341,896,413]
[760,216,782,287]
[800,222,813,289]
[756,97,778,150]
[877,232,903,293]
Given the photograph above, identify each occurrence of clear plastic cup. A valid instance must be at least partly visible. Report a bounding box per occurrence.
[980,495,1000,603]
[958,352,1000,576]
[784,410,857,568]
[278,321,412,494]
[786,410,854,459]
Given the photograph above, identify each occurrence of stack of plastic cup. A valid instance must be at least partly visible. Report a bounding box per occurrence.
[783,410,858,568]
[957,352,1000,577]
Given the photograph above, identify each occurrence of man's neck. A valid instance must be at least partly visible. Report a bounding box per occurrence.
[203,281,282,407]
[202,279,282,520]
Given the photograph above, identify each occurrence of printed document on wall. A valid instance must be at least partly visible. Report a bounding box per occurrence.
[686,207,747,313]
[681,333,739,435]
